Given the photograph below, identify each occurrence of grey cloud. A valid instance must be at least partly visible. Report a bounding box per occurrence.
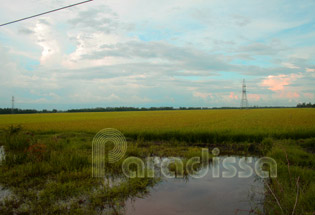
[287,57,312,68]
[68,6,122,33]
[83,41,236,73]
[65,38,304,81]
[81,39,306,78]
[231,15,251,27]
[237,42,282,56]
[190,8,213,25]
[39,19,51,25]
[18,28,34,34]
[190,9,251,28]
[236,64,304,76]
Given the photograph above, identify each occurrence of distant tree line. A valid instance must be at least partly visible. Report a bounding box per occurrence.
[67,107,175,112]
[0,108,57,114]
[68,107,217,112]
[0,107,211,114]
[0,103,313,114]
[296,102,315,108]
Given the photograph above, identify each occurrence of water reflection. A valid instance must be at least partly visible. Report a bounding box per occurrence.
[125,156,264,215]
[0,146,13,201]
[0,146,4,164]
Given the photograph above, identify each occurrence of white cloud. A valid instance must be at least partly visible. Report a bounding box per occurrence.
[33,20,61,66]
[282,62,300,69]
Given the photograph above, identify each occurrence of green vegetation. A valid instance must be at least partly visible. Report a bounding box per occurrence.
[264,139,315,215]
[0,127,159,214]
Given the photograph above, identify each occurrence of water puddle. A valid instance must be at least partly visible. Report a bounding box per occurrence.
[125,156,264,215]
[0,146,5,164]
[0,186,12,202]
[0,146,12,201]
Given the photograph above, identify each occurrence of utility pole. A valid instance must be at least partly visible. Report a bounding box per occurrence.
[11,96,14,114]
[241,79,248,109]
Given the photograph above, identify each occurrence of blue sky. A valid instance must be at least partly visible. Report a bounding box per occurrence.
[0,0,314,110]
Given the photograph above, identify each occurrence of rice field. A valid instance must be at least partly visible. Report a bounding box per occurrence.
[0,108,314,141]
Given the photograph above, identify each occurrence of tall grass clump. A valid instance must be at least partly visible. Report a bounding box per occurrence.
[264,140,315,214]
[3,125,32,151]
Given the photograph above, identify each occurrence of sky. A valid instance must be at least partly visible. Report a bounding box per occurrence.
[0,0,314,110]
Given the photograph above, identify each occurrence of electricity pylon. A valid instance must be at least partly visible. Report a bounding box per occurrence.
[241,79,248,109]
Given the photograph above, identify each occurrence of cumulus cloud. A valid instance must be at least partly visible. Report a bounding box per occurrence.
[261,73,302,91]
[229,92,238,99]
[248,94,261,101]
[33,19,61,66]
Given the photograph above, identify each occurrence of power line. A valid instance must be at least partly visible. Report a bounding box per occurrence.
[0,0,93,27]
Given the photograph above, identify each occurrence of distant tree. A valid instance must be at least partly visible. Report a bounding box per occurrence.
[297,102,314,108]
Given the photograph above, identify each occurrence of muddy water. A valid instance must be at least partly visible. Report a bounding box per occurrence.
[125,156,264,215]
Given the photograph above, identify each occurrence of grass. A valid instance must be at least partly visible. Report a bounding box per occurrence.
[264,139,315,215]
